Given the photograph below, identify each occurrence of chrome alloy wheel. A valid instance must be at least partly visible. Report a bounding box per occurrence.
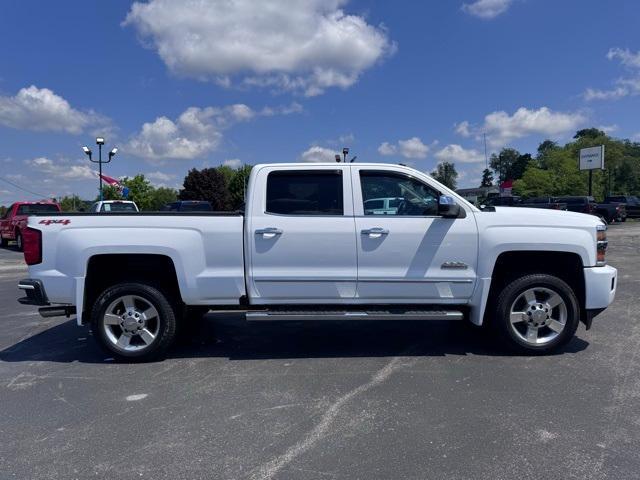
[508,287,567,346]
[102,295,161,352]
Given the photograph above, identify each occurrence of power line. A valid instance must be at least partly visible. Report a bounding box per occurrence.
[0,175,50,198]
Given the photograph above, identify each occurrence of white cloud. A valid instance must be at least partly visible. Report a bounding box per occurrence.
[435,144,485,164]
[126,103,299,163]
[25,157,96,180]
[598,124,618,134]
[223,158,242,169]
[378,137,430,159]
[0,85,109,134]
[584,86,628,101]
[461,107,586,148]
[378,142,397,156]
[462,0,513,19]
[455,121,471,137]
[584,48,640,101]
[146,171,174,182]
[607,48,640,69]
[123,0,395,96]
[300,146,338,163]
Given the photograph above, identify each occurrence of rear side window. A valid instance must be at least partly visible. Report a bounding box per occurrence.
[266,170,343,215]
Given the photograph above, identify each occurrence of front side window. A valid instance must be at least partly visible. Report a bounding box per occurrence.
[360,171,438,216]
[266,170,343,215]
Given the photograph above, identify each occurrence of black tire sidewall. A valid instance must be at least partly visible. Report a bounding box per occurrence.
[91,283,177,361]
[495,274,579,354]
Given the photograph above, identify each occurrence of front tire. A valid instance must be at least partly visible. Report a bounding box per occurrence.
[0,234,7,248]
[493,274,579,354]
[90,283,177,362]
[15,231,23,251]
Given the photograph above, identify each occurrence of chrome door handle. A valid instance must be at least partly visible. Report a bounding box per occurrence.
[361,227,389,237]
[255,227,283,237]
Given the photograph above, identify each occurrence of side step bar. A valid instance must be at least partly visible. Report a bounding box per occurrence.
[246,309,464,322]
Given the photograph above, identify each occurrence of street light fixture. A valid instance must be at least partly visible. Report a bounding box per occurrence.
[82,137,117,201]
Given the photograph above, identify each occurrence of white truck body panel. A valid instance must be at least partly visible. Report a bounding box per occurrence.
[24,162,617,328]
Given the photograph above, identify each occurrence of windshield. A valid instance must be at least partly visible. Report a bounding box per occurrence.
[16,204,59,215]
[102,202,137,212]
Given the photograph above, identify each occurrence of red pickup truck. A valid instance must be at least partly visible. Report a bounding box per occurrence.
[0,201,61,251]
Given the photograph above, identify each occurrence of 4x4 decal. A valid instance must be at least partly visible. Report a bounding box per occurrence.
[39,219,71,226]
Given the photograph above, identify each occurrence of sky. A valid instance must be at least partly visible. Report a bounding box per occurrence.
[1,0,639,204]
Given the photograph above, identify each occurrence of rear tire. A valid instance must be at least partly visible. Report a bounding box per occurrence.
[493,274,579,354]
[90,282,177,362]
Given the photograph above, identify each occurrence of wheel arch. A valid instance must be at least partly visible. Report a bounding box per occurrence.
[482,250,586,326]
[82,253,182,324]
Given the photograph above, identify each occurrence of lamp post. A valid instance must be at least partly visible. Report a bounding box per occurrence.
[82,137,117,201]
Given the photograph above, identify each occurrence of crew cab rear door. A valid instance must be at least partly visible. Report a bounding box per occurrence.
[246,165,357,303]
[352,166,478,302]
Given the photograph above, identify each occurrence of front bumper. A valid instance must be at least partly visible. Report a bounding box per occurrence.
[17,279,49,306]
[584,265,617,310]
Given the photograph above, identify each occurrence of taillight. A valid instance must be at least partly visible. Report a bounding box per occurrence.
[22,227,42,265]
[596,225,607,266]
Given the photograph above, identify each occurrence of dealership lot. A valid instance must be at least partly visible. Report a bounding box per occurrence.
[0,224,639,480]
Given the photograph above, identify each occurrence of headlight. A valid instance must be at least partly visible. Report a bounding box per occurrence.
[596,224,607,266]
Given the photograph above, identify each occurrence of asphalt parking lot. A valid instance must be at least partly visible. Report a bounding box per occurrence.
[0,224,639,480]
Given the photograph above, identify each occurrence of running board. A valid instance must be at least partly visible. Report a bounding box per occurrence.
[245,309,464,322]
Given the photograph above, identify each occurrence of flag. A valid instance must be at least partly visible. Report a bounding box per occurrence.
[98,173,121,187]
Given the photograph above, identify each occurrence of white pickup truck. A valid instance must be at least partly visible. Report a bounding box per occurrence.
[17,162,617,361]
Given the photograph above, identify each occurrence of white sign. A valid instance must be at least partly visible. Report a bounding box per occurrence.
[579,145,605,170]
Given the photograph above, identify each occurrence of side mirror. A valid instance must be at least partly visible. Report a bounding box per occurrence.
[438,195,461,218]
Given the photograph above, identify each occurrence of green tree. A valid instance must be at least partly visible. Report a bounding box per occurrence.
[58,194,84,212]
[490,148,531,182]
[179,168,233,210]
[480,168,494,187]
[229,165,253,209]
[431,162,458,190]
[148,187,177,210]
[216,165,236,188]
[574,128,606,140]
[120,175,155,210]
[100,185,122,201]
[513,167,555,197]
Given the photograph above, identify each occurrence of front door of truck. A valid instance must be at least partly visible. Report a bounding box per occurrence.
[247,165,357,304]
[352,167,478,302]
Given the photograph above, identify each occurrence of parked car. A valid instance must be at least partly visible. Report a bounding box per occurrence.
[604,195,640,218]
[519,197,568,210]
[363,197,404,215]
[161,200,213,212]
[598,202,627,223]
[0,201,61,251]
[554,196,625,224]
[17,162,616,361]
[90,200,139,213]
[484,196,522,207]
